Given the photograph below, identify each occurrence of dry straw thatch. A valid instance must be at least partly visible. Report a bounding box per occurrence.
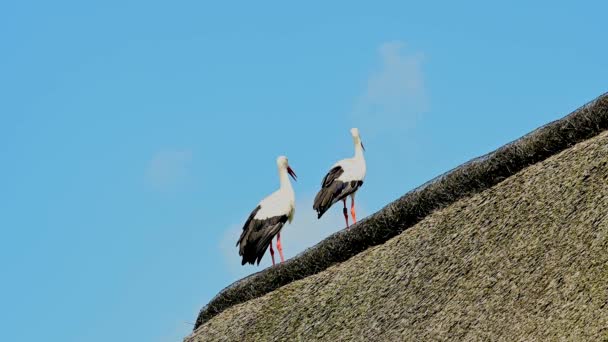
[190,93,608,340]
[189,125,608,341]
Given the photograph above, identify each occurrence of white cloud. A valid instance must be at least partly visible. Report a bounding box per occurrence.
[354,41,428,134]
[145,149,193,191]
[219,195,368,280]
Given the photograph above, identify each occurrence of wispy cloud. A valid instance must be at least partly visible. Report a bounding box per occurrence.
[219,195,367,280]
[354,41,428,134]
[145,149,193,191]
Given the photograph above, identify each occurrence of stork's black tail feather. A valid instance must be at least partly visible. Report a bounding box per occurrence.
[313,180,363,220]
[237,210,288,266]
[313,187,333,219]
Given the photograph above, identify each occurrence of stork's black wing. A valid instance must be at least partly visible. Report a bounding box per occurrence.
[236,205,288,265]
[313,166,363,218]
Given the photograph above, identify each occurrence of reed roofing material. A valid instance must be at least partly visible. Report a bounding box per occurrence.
[188,124,608,341]
[193,93,608,332]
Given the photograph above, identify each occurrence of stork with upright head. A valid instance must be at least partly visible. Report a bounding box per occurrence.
[313,128,366,229]
[237,156,297,266]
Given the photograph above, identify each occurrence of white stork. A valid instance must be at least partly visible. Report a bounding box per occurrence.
[313,128,366,229]
[237,156,297,266]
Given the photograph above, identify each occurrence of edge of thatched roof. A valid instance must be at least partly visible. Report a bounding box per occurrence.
[194,92,608,330]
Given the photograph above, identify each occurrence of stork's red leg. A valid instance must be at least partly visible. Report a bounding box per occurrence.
[269,243,276,266]
[343,199,350,229]
[276,232,285,263]
[351,196,357,224]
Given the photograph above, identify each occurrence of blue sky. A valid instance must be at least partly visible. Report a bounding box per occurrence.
[1,1,606,341]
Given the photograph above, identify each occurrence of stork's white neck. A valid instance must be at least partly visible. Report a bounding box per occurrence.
[354,142,365,160]
[278,166,293,190]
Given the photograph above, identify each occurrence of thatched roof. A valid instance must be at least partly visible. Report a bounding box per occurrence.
[187,93,608,341]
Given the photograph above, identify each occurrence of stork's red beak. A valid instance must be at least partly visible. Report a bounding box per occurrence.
[287,166,297,181]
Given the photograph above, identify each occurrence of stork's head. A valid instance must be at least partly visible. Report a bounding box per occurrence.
[350,128,365,151]
[277,155,297,181]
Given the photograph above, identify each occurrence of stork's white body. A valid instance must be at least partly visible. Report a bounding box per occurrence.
[332,147,366,185]
[313,128,367,226]
[237,156,297,266]
[255,171,296,222]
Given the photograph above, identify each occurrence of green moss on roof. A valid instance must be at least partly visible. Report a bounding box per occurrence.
[187,96,608,341]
